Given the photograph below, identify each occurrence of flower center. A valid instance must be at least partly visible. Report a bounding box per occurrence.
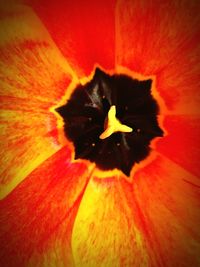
[56,67,163,176]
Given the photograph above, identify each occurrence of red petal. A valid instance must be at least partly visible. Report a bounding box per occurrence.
[133,154,200,266]
[116,0,200,114]
[27,0,116,76]
[157,115,200,177]
[0,147,92,267]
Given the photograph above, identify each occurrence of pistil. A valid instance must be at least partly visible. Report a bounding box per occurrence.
[99,105,133,139]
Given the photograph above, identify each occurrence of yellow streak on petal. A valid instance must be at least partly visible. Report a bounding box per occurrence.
[0,4,77,98]
[72,176,149,267]
[0,3,78,198]
[0,109,60,199]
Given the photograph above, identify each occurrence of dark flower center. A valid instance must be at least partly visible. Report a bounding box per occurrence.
[56,67,163,176]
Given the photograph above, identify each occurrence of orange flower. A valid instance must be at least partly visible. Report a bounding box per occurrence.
[0,1,200,266]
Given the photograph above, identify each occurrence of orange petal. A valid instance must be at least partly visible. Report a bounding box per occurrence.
[71,174,150,266]
[0,2,75,102]
[133,154,200,266]
[0,107,60,198]
[0,3,74,197]
[0,147,92,267]
[156,115,200,177]
[27,0,116,76]
[116,0,200,114]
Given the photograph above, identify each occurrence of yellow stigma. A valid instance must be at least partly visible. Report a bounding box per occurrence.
[99,105,133,139]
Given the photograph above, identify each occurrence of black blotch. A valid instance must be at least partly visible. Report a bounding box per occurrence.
[56,68,163,176]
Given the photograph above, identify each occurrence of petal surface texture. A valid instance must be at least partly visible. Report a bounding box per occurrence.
[0,3,75,198]
[133,155,200,267]
[28,0,116,76]
[0,147,92,267]
[116,0,200,114]
[72,175,149,267]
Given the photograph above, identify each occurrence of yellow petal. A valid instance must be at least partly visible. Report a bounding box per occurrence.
[72,175,149,267]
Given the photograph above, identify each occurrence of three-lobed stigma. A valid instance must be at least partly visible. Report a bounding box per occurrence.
[99,105,133,139]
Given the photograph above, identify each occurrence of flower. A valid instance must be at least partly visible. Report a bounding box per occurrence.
[0,1,200,267]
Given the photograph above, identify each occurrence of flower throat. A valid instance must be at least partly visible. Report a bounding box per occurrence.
[56,68,163,176]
